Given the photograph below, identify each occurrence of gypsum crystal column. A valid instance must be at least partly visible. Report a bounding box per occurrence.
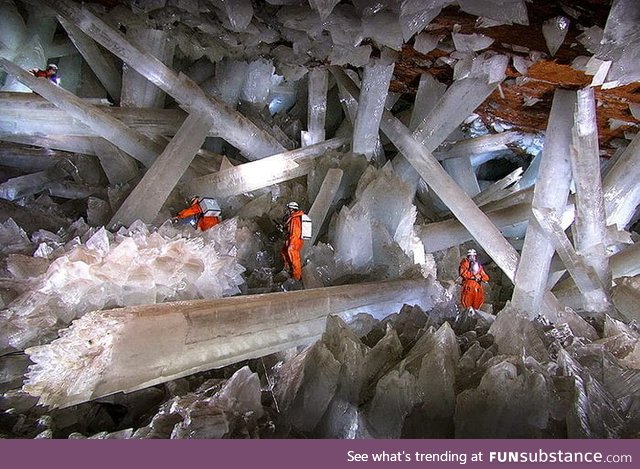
[185,137,347,199]
[120,26,174,108]
[305,167,343,248]
[45,0,285,160]
[302,68,328,147]
[352,49,396,160]
[408,73,446,131]
[24,278,434,409]
[603,132,640,229]
[569,87,612,311]
[511,89,576,318]
[57,16,122,102]
[330,67,520,285]
[109,111,212,228]
[0,58,160,167]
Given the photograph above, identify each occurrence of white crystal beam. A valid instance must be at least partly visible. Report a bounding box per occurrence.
[185,137,347,199]
[433,131,522,161]
[109,112,211,228]
[409,73,446,131]
[46,0,286,160]
[306,167,343,248]
[24,278,432,409]
[511,89,576,318]
[570,87,611,294]
[90,138,139,185]
[331,67,520,282]
[0,58,161,167]
[532,207,611,312]
[473,167,523,207]
[352,52,395,159]
[302,68,328,146]
[57,16,122,102]
[603,132,640,229]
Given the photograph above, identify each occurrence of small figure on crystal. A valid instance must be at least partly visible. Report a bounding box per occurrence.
[174,196,221,231]
[29,63,60,85]
[279,201,311,282]
[458,248,489,312]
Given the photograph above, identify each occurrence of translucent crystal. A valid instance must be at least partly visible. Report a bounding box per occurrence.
[457,0,529,26]
[399,0,449,42]
[220,0,253,31]
[308,0,340,20]
[413,32,442,54]
[362,10,403,51]
[452,32,494,52]
[542,16,569,57]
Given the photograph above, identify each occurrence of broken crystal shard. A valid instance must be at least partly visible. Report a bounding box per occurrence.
[413,32,442,54]
[0,168,65,201]
[542,16,569,57]
[452,32,494,52]
[399,0,449,42]
[367,369,418,438]
[23,278,433,408]
[488,303,550,363]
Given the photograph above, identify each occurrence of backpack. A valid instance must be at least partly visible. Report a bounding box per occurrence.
[198,197,221,217]
[301,214,312,240]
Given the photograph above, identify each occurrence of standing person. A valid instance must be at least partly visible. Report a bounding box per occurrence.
[30,64,59,85]
[459,248,489,310]
[175,196,221,231]
[281,201,305,281]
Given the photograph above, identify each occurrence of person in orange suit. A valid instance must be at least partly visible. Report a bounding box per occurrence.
[175,196,220,231]
[30,64,59,85]
[459,248,489,310]
[281,201,305,281]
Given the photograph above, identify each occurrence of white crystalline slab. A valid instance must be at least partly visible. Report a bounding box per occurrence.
[221,0,253,31]
[409,73,446,132]
[90,138,139,185]
[532,207,611,313]
[413,77,499,152]
[328,45,372,67]
[331,67,522,285]
[585,57,611,87]
[542,16,569,57]
[303,68,328,146]
[186,137,347,199]
[309,0,340,20]
[0,59,161,167]
[471,53,509,84]
[241,58,275,106]
[413,33,442,54]
[109,111,211,228]
[399,0,449,42]
[419,202,531,253]
[57,17,122,102]
[434,131,522,160]
[1,35,46,93]
[512,56,532,75]
[211,59,247,107]
[23,278,434,408]
[352,51,395,159]
[0,168,65,201]
[305,168,343,247]
[570,88,611,294]
[452,32,494,52]
[442,156,480,198]
[597,0,640,61]
[604,41,640,88]
[47,0,286,160]
[362,10,403,51]
[458,0,529,26]
[121,27,174,108]
[603,132,640,229]
[473,167,523,207]
[511,89,576,319]
[577,26,604,54]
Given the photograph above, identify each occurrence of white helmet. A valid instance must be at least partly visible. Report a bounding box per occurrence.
[47,64,58,71]
[286,201,299,210]
[467,249,477,256]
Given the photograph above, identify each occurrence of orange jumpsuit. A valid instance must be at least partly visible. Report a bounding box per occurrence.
[459,257,489,309]
[176,199,220,231]
[281,209,305,280]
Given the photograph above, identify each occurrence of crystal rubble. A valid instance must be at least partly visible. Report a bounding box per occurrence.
[57,17,122,102]
[301,68,328,147]
[0,219,245,354]
[351,49,395,160]
[48,0,286,161]
[185,137,347,200]
[331,68,522,288]
[511,90,576,320]
[0,58,161,167]
[109,111,212,228]
[23,278,434,409]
